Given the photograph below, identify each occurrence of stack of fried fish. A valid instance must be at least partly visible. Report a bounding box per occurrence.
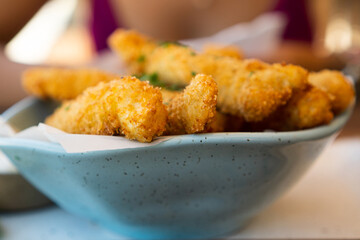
[22,30,355,142]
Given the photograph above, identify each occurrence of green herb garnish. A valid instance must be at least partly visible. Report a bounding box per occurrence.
[139,72,159,85]
[139,72,183,91]
[137,55,146,63]
[159,41,187,48]
[168,84,182,91]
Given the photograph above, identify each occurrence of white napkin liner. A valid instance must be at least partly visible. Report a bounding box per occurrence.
[0,117,172,153]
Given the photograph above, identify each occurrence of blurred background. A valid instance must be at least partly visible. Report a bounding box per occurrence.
[1,1,360,238]
[0,0,359,111]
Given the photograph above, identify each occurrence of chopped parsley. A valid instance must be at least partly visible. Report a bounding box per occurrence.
[137,55,146,63]
[139,72,159,85]
[138,72,183,91]
[168,84,182,91]
[158,41,187,48]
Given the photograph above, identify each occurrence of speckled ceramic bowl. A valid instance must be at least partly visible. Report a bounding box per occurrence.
[0,97,353,239]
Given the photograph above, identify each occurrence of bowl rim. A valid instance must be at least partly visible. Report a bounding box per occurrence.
[0,97,355,155]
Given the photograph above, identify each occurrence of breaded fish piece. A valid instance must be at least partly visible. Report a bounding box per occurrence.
[237,63,308,122]
[308,70,355,114]
[278,86,334,130]
[195,55,306,123]
[162,83,243,134]
[158,53,308,122]
[108,29,157,74]
[161,74,218,135]
[252,86,333,131]
[108,29,308,122]
[22,68,118,101]
[203,44,243,60]
[147,43,200,86]
[172,55,308,122]
[45,77,167,143]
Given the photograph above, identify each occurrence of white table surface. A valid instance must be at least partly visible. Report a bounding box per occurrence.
[1,137,360,240]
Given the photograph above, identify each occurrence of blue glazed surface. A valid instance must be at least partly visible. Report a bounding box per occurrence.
[0,98,353,239]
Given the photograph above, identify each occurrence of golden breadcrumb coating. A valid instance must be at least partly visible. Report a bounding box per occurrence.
[237,63,308,122]
[272,63,309,90]
[308,70,355,114]
[203,44,243,60]
[22,68,118,101]
[279,86,334,130]
[195,58,307,122]
[147,44,198,86]
[108,29,157,74]
[162,88,243,134]
[45,77,167,143]
[161,74,218,135]
[108,29,308,122]
[252,86,333,131]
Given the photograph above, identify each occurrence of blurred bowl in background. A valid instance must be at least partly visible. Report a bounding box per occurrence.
[0,173,51,211]
[0,99,55,211]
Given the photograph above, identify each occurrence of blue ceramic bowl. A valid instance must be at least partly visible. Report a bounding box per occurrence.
[0,97,353,239]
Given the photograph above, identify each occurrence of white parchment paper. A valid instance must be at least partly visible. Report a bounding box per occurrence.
[0,117,172,154]
[0,117,17,172]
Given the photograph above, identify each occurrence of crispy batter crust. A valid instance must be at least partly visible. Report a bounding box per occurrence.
[279,87,334,130]
[108,29,157,74]
[45,77,167,142]
[22,68,118,101]
[108,29,309,122]
[162,74,218,135]
[251,86,334,131]
[237,63,308,122]
[309,70,355,114]
[203,44,243,60]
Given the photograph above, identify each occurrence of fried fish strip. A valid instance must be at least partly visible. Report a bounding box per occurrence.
[235,62,308,122]
[22,68,118,101]
[109,29,308,122]
[161,77,243,134]
[147,47,307,122]
[203,44,243,60]
[252,86,333,131]
[308,70,355,114]
[277,86,333,130]
[161,74,218,135]
[108,29,157,74]
[45,77,167,143]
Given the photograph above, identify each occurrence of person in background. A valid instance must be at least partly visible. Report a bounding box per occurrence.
[0,0,346,111]
[90,0,344,70]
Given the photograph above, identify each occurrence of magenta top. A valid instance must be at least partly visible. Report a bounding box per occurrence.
[272,0,313,43]
[89,0,119,52]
